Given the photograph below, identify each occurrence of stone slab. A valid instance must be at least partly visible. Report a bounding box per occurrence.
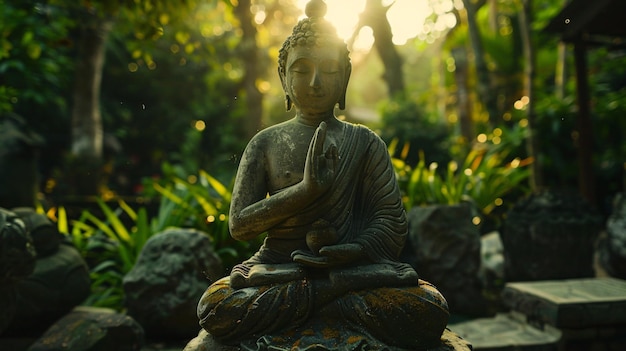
[450,313,561,351]
[502,277,626,328]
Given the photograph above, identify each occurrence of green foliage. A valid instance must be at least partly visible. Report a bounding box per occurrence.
[144,163,263,270]
[391,136,531,218]
[99,2,249,193]
[46,165,260,310]
[47,199,151,309]
[377,97,451,168]
[0,0,74,114]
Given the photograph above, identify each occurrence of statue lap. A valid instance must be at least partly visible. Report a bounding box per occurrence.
[198,276,448,350]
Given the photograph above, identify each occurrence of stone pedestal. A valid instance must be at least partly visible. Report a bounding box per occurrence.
[184,328,472,351]
[502,277,626,328]
[451,277,626,351]
[451,313,561,351]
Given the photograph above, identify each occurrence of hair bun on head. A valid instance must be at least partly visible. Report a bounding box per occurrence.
[305,0,327,18]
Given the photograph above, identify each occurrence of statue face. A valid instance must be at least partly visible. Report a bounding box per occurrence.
[285,45,344,115]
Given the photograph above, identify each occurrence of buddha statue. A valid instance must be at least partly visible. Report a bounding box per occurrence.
[195,1,450,349]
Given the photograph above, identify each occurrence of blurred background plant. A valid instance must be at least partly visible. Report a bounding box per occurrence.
[42,166,260,311]
[390,121,531,233]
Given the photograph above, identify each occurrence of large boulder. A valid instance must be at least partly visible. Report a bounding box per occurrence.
[402,203,487,316]
[28,306,144,351]
[12,207,63,257]
[600,192,626,278]
[123,228,223,340]
[1,207,90,337]
[6,241,91,336]
[0,208,36,335]
[500,190,603,282]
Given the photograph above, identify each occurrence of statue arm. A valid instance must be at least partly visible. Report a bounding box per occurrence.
[229,123,337,241]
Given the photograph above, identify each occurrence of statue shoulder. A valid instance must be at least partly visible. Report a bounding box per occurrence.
[347,123,388,148]
[244,123,285,150]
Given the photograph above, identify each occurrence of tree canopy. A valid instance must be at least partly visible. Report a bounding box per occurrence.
[0,0,624,211]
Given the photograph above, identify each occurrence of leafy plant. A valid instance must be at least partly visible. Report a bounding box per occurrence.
[391,137,531,220]
[44,199,151,310]
[145,163,263,271]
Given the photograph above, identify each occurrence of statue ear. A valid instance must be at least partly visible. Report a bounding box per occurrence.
[338,64,351,110]
[285,95,292,111]
[279,67,292,111]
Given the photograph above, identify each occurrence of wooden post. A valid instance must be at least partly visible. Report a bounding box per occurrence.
[573,41,596,204]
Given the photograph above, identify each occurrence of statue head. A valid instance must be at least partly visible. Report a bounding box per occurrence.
[278,0,351,111]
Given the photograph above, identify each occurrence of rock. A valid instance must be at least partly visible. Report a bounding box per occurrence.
[500,190,603,282]
[600,192,626,278]
[27,306,144,351]
[123,228,223,340]
[12,207,62,257]
[0,208,36,335]
[502,277,626,329]
[450,313,562,350]
[403,203,487,316]
[479,231,504,290]
[183,329,238,351]
[0,208,36,284]
[5,242,91,336]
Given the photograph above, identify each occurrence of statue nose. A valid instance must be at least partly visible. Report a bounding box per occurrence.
[309,69,321,88]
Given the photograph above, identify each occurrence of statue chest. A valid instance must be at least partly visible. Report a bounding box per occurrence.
[264,137,309,193]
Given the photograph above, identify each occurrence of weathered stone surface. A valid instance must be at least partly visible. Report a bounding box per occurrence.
[12,207,62,257]
[0,208,36,335]
[502,277,626,329]
[558,324,626,351]
[450,313,561,351]
[433,329,474,351]
[6,242,91,336]
[0,286,17,337]
[123,228,222,340]
[600,192,626,279]
[183,328,472,351]
[500,191,602,282]
[403,203,487,316]
[27,306,144,351]
[183,330,237,351]
[479,231,504,283]
[0,209,36,283]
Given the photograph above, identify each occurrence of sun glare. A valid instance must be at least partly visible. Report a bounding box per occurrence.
[296,0,433,50]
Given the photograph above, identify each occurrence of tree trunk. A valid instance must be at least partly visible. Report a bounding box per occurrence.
[518,0,543,191]
[358,0,405,99]
[573,41,596,204]
[555,42,567,100]
[67,13,113,196]
[71,14,112,159]
[234,0,263,138]
[461,0,497,125]
[452,48,474,144]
